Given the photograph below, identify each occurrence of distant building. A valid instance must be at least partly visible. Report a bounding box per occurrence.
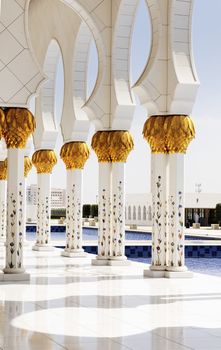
[125,193,221,227]
[26,185,66,222]
[125,194,152,227]
[26,188,221,226]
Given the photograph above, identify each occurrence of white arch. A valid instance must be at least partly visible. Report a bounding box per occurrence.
[128,206,132,220]
[61,22,92,142]
[138,205,141,221]
[134,0,199,115]
[72,22,93,119]
[169,0,199,113]
[113,0,139,106]
[143,205,147,221]
[133,206,136,221]
[60,0,106,107]
[148,205,152,221]
[42,40,61,127]
[34,39,61,149]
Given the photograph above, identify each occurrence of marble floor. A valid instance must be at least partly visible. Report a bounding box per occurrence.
[0,247,221,349]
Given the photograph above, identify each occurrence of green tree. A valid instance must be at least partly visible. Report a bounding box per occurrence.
[83,204,91,218]
[215,204,221,225]
[91,204,98,218]
[51,208,66,219]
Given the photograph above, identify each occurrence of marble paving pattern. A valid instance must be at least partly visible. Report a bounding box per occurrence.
[0,246,221,349]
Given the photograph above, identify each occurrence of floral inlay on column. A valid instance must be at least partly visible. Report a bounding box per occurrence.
[60,141,89,257]
[92,132,112,260]
[0,159,7,240]
[109,131,134,260]
[32,150,57,250]
[143,114,195,274]
[0,108,35,275]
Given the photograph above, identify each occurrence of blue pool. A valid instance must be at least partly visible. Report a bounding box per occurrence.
[131,257,221,277]
[26,227,152,241]
[26,226,221,241]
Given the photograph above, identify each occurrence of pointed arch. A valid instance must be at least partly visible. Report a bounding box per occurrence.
[34,39,62,149]
[72,22,93,118]
[128,206,132,220]
[138,205,141,221]
[143,205,147,221]
[112,0,139,106]
[133,205,136,221]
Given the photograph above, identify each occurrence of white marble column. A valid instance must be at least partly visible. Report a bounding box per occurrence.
[33,173,52,251]
[109,162,127,263]
[92,162,112,265]
[143,114,195,278]
[2,108,35,280]
[62,169,86,257]
[144,154,168,277]
[165,153,191,277]
[3,150,26,276]
[92,130,133,266]
[60,141,89,258]
[0,160,7,242]
[32,150,57,251]
[23,156,32,245]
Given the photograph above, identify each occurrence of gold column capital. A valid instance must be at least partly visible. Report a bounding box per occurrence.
[143,115,166,153]
[109,131,134,162]
[60,141,90,170]
[143,114,195,154]
[1,108,35,149]
[165,115,195,153]
[91,131,111,162]
[24,156,32,178]
[0,108,5,139]
[32,150,57,174]
[92,130,134,163]
[0,159,7,180]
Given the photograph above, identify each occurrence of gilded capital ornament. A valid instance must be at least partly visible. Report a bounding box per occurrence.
[92,130,134,163]
[143,115,195,154]
[2,108,36,149]
[24,156,32,178]
[60,142,89,170]
[91,131,111,162]
[165,115,195,153]
[32,150,57,174]
[143,116,166,153]
[0,159,7,180]
[0,108,5,139]
[109,131,134,162]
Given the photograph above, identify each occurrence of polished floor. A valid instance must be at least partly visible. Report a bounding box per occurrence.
[0,247,221,349]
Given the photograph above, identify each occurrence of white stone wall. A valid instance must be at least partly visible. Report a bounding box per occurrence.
[125,193,152,226]
[26,185,66,208]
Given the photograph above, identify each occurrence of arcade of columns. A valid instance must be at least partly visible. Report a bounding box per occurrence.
[0,0,199,280]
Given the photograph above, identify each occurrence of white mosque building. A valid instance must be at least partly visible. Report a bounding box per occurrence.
[0,0,200,279]
[0,2,221,350]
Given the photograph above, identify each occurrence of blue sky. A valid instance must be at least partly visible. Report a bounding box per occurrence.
[29,0,221,202]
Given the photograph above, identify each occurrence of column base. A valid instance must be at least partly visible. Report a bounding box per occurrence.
[32,245,54,252]
[144,265,193,278]
[1,268,30,281]
[165,269,193,279]
[0,272,30,281]
[92,257,109,266]
[166,265,188,272]
[144,269,165,278]
[108,256,130,266]
[61,249,88,258]
[92,256,130,266]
